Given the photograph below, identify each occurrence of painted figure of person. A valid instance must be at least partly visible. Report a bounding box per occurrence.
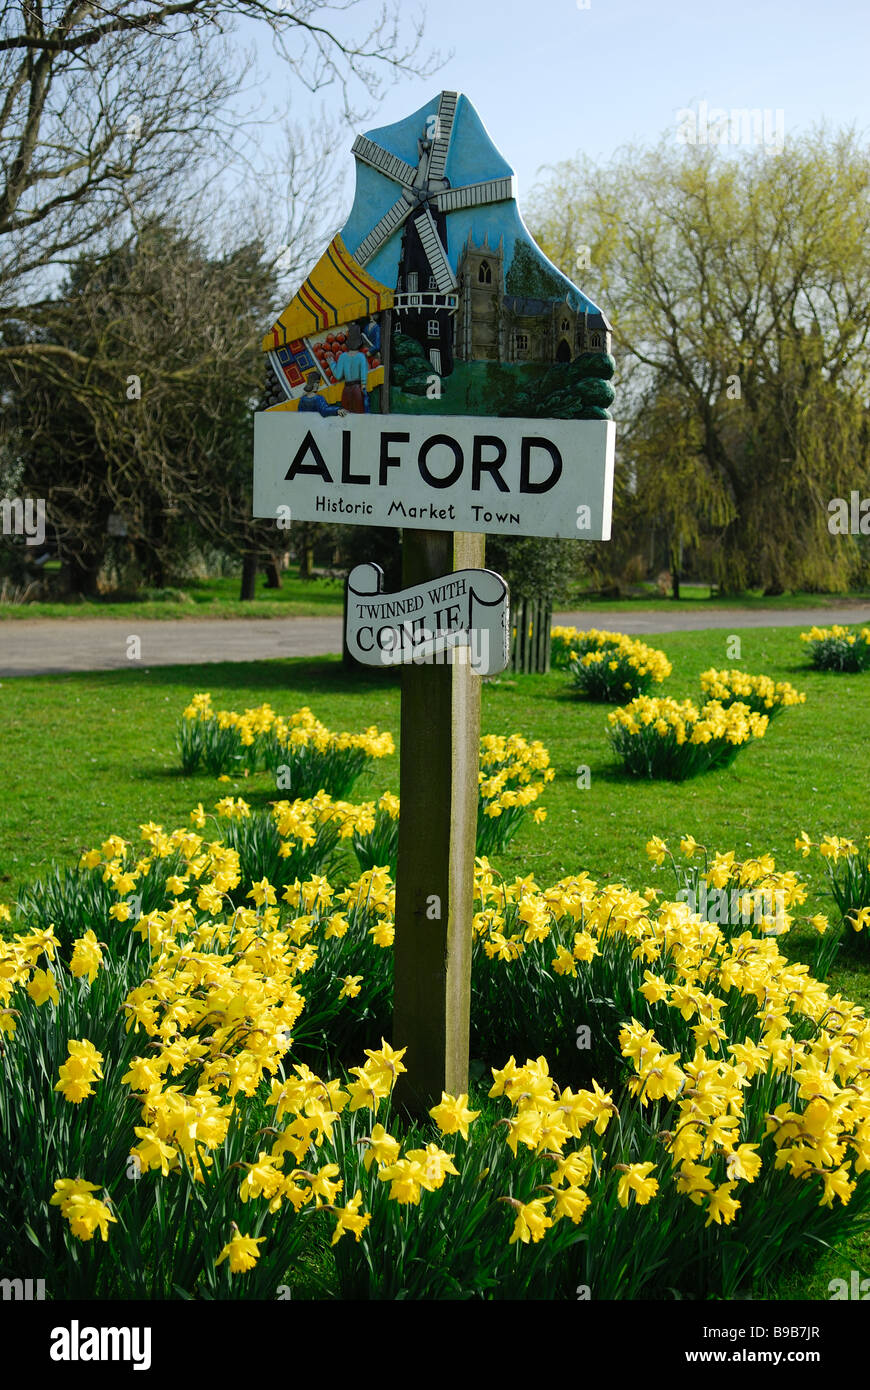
[297,371,346,416]
[362,315,381,355]
[332,322,369,413]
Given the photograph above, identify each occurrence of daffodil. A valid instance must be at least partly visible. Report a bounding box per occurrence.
[215,1230,266,1273]
[61,1194,117,1242]
[705,1183,741,1226]
[616,1162,659,1207]
[27,967,59,1007]
[362,1123,400,1172]
[429,1092,480,1141]
[646,836,668,866]
[69,931,103,984]
[330,1191,371,1245]
[378,1158,426,1205]
[508,1197,553,1245]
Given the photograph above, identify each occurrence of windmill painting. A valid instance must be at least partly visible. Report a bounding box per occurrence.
[261,91,614,421]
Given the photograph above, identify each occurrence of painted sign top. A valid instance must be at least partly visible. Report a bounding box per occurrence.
[255,90,615,538]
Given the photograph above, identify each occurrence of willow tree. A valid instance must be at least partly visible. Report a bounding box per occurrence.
[528,128,870,593]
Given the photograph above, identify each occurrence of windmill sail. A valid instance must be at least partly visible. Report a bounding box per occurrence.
[356,196,415,266]
[414,206,457,292]
[434,176,517,213]
[426,90,458,183]
[351,135,418,190]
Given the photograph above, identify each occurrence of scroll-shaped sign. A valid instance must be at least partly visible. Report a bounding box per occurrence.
[345,562,509,675]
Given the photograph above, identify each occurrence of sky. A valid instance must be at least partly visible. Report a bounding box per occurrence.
[249,0,870,221]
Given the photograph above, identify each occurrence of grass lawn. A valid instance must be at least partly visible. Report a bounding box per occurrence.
[3,568,869,620]
[0,571,346,620]
[560,585,870,611]
[2,621,869,1298]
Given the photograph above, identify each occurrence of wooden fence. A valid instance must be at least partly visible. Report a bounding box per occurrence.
[509,597,552,674]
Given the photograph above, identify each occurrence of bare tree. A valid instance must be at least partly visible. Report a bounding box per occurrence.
[3,214,281,591]
[0,1,441,336]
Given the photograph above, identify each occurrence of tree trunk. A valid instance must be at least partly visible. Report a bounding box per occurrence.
[264,558,282,589]
[240,551,258,600]
[670,539,681,600]
[342,578,356,671]
[299,545,314,579]
[61,553,102,598]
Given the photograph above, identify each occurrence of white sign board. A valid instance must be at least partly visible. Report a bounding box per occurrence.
[253,413,615,540]
[345,562,509,675]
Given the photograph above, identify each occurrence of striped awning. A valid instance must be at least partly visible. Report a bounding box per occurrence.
[262,234,394,352]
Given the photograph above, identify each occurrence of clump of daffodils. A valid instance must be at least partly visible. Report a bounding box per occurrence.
[608,695,768,780]
[472,853,870,1229]
[643,835,809,938]
[553,627,671,702]
[5,801,870,1300]
[799,625,870,673]
[351,792,402,873]
[796,831,870,954]
[700,668,806,719]
[477,733,553,853]
[177,694,394,794]
[551,626,630,668]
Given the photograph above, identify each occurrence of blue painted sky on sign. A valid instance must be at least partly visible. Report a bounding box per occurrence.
[341,92,597,314]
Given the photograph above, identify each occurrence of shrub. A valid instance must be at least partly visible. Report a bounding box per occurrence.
[551,625,628,668]
[552,626,671,701]
[352,737,554,869]
[569,638,671,702]
[477,734,553,855]
[352,793,400,874]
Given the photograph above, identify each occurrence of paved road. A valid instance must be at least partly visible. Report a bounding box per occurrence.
[553,605,870,634]
[1,606,869,677]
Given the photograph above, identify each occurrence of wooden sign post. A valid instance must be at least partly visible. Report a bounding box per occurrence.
[253,91,615,1112]
[393,527,483,1109]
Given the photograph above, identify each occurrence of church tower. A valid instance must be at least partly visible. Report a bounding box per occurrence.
[455,231,505,361]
